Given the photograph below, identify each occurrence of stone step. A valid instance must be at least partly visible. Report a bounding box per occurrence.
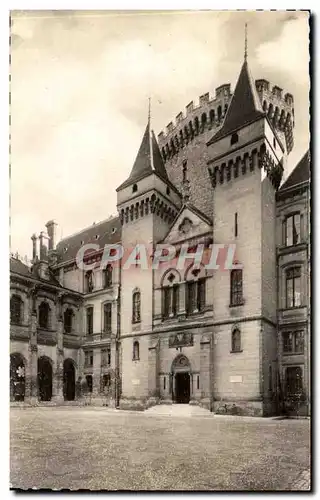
[145,404,212,416]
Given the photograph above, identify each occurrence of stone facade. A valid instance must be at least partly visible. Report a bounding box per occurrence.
[10,57,310,416]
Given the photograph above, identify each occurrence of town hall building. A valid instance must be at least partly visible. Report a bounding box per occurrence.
[10,53,310,416]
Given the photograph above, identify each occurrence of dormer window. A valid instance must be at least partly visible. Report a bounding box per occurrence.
[231,132,239,146]
[132,184,138,193]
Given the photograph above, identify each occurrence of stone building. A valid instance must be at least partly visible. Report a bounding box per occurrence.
[10,55,310,415]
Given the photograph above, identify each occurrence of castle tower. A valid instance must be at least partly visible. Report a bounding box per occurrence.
[116,110,181,409]
[207,53,286,416]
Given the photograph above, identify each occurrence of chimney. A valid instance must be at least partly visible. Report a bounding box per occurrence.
[45,220,58,251]
[31,233,38,262]
[39,231,50,261]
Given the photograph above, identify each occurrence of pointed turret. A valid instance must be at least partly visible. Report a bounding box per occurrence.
[117,120,169,192]
[208,60,264,145]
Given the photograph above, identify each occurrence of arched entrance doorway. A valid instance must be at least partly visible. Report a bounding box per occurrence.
[63,359,75,401]
[171,354,191,404]
[38,356,53,401]
[10,353,25,402]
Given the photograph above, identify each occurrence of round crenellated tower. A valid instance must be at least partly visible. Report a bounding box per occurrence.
[157,79,294,218]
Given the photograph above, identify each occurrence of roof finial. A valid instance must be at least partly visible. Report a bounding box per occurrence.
[244,23,248,62]
[148,96,151,125]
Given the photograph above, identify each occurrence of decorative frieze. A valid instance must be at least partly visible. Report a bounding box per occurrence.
[169,332,194,348]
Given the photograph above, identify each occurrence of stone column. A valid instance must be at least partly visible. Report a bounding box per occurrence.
[92,348,102,405]
[25,289,38,404]
[200,334,212,410]
[148,339,159,405]
[52,295,64,404]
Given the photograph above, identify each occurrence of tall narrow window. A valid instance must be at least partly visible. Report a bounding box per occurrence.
[164,376,166,390]
[187,281,197,315]
[230,270,243,306]
[64,308,74,334]
[103,303,112,334]
[39,302,50,329]
[197,375,200,390]
[172,285,179,316]
[86,374,93,392]
[101,347,111,366]
[163,288,171,319]
[286,267,301,308]
[269,365,273,392]
[182,160,187,182]
[86,307,93,336]
[132,290,141,324]
[235,212,238,238]
[85,351,93,367]
[231,328,241,352]
[285,366,303,396]
[133,341,140,361]
[231,132,239,145]
[285,214,301,246]
[103,265,113,288]
[197,279,206,311]
[10,295,23,325]
[85,271,94,293]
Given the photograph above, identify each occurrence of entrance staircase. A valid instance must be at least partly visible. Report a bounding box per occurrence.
[144,404,212,417]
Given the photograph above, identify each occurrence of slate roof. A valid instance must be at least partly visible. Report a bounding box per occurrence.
[117,120,170,191]
[208,60,264,145]
[280,151,310,191]
[10,257,32,277]
[10,257,63,288]
[56,216,121,264]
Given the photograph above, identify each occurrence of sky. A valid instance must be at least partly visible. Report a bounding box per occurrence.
[10,10,310,259]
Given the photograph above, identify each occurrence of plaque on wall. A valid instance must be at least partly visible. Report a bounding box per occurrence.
[169,332,193,348]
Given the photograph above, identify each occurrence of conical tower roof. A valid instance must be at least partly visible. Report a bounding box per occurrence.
[208,60,264,145]
[117,120,169,191]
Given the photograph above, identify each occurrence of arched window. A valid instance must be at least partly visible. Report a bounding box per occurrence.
[231,328,241,352]
[64,308,74,334]
[133,340,140,361]
[132,290,141,324]
[231,132,239,146]
[85,270,94,293]
[10,295,23,324]
[132,183,138,193]
[210,109,215,125]
[194,116,199,135]
[201,112,207,132]
[230,269,243,306]
[39,301,50,329]
[103,265,113,288]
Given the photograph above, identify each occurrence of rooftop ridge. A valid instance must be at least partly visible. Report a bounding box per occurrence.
[58,215,119,244]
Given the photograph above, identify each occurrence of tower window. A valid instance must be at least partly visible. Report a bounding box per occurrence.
[230,270,243,306]
[231,328,241,352]
[231,133,239,146]
[182,160,187,182]
[166,186,170,196]
[132,290,141,324]
[133,341,140,361]
[132,184,138,193]
[39,301,50,329]
[10,295,23,325]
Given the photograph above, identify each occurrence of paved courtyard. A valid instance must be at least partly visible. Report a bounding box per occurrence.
[10,407,310,491]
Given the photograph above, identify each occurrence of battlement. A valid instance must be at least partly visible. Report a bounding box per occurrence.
[158,85,233,162]
[254,78,294,154]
